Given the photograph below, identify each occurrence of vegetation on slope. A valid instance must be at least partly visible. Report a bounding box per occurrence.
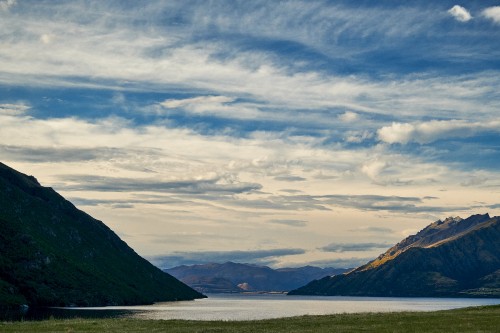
[290,214,500,297]
[0,162,204,307]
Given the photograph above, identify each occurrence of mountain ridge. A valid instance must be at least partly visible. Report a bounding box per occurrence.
[289,214,500,298]
[0,162,204,308]
[357,213,491,272]
[165,261,349,293]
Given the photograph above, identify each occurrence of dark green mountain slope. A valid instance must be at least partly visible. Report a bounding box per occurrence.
[0,162,204,307]
[289,214,500,297]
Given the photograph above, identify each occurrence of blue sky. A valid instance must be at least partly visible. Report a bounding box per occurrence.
[1,0,499,268]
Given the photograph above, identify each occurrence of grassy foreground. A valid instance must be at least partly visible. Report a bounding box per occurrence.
[1,305,499,333]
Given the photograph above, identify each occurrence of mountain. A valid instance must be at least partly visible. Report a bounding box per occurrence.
[165,262,349,293]
[0,162,204,308]
[289,214,500,297]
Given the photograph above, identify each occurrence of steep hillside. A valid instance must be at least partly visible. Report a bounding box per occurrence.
[289,214,500,297]
[165,262,349,293]
[358,214,491,271]
[0,162,204,308]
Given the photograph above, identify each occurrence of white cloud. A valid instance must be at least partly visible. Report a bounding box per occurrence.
[361,159,387,181]
[1,103,498,264]
[160,96,235,109]
[377,122,415,144]
[338,111,359,122]
[40,34,55,44]
[1,1,500,266]
[2,1,498,122]
[269,219,307,227]
[377,119,500,144]
[158,95,269,120]
[0,103,30,115]
[482,6,500,24]
[0,0,15,11]
[345,130,373,143]
[448,5,472,22]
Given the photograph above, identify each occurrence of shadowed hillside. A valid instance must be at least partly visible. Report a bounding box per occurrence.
[0,162,204,308]
[165,262,349,293]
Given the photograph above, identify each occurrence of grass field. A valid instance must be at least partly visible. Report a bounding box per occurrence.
[1,305,499,333]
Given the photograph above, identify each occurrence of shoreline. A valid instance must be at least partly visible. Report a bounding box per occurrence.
[3,294,500,322]
[1,305,499,333]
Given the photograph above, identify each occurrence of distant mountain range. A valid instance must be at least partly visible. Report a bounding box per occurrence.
[165,262,349,293]
[0,162,204,308]
[289,213,500,298]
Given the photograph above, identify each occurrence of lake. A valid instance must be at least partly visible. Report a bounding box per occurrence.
[32,293,500,321]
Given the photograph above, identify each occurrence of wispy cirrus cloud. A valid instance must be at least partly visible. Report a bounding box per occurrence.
[1,0,498,118]
[268,219,308,227]
[301,257,372,269]
[0,145,160,163]
[377,120,500,144]
[157,95,266,120]
[0,103,30,115]
[59,174,262,196]
[0,0,15,12]
[349,226,394,234]
[319,242,391,253]
[223,193,449,214]
[1,1,500,268]
[149,248,306,269]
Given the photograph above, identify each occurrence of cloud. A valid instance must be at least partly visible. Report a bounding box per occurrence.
[448,5,472,22]
[0,103,30,115]
[67,195,187,208]
[320,242,390,253]
[268,219,307,227]
[227,193,448,214]
[305,257,373,269]
[361,159,387,180]
[160,96,234,109]
[61,174,456,215]
[1,1,500,268]
[0,104,486,217]
[1,0,498,121]
[0,0,15,11]
[0,145,159,163]
[59,174,262,196]
[149,248,306,268]
[319,194,450,213]
[377,120,500,144]
[224,195,332,212]
[338,111,359,122]
[460,175,488,187]
[157,95,265,120]
[274,175,306,182]
[482,6,500,24]
[350,226,394,234]
[40,34,55,44]
[345,130,373,143]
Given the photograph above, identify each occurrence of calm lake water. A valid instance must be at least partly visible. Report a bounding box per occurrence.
[36,293,500,321]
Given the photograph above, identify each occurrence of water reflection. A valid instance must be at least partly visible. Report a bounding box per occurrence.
[1,306,135,321]
[3,294,500,322]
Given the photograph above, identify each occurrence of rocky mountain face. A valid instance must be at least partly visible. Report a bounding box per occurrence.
[165,262,349,293]
[289,214,500,297]
[0,162,204,308]
[357,214,491,272]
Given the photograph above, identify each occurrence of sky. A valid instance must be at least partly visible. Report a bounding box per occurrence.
[1,0,499,269]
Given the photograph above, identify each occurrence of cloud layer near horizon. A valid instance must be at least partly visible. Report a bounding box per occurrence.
[1,0,499,268]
